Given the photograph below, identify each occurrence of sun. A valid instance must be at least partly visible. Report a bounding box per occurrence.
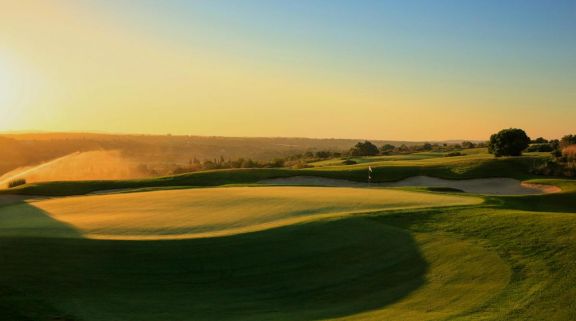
[0,57,16,128]
[0,50,32,131]
[0,59,12,100]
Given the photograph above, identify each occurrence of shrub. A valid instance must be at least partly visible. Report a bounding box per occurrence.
[488,128,531,157]
[526,143,554,152]
[314,151,332,159]
[445,152,464,157]
[421,142,433,151]
[560,135,576,149]
[531,137,548,144]
[8,178,27,188]
[563,145,576,162]
[379,144,395,154]
[342,159,357,165]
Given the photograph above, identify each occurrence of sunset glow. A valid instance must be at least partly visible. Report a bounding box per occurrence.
[0,0,574,140]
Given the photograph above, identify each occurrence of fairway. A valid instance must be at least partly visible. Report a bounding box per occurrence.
[0,186,480,240]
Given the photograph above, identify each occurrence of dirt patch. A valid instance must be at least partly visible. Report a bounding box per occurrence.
[521,182,562,194]
[259,176,560,195]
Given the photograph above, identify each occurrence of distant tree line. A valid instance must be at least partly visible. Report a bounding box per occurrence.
[171,157,289,174]
[167,138,485,174]
[346,140,482,157]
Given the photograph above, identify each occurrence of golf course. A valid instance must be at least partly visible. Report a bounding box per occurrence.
[2,1,574,319]
[1,151,575,321]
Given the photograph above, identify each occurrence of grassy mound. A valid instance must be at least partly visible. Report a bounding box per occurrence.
[0,187,480,240]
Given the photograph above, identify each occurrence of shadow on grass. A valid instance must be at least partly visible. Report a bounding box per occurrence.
[0,201,82,321]
[486,192,576,214]
[0,203,429,321]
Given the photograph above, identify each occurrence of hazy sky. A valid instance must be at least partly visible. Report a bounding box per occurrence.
[0,0,574,140]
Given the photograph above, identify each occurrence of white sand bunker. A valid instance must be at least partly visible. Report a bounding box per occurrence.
[259,176,560,195]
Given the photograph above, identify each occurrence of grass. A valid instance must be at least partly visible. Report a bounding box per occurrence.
[0,152,575,320]
[0,187,479,240]
[0,152,553,196]
[0,187,501,321]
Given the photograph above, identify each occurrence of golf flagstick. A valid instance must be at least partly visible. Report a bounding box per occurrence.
[368,166,372,183]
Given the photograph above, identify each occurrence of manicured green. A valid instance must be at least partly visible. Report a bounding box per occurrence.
[0,187,479,240]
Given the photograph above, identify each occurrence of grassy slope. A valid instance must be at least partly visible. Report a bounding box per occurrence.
[0,187,479,240]
[0,151,575,321]
[0,188,497,321]
[0,152,552,196]
[0,180,575,320]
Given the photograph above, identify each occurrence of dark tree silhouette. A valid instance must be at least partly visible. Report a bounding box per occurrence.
[488,128,530,157]
[349,141,379,156]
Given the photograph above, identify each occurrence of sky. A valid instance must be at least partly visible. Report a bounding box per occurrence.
[0,0,574,141]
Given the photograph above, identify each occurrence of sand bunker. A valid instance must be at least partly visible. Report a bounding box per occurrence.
[259,176,560,195]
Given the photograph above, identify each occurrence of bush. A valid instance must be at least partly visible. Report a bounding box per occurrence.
[488,128,531,157]
[342,159,357,165]
[530,145,576,178]
[379,144,395,154]
[560,135,576,149]
[532,137,548,144]
[563,145,576,162]
[421,143,433,151]
[445,152,464,157]
[8,178,27,188]
[526,143,554,152]
[314,151,332,159]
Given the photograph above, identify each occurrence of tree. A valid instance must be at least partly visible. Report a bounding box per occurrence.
[397,144,410,153]
[532,137,548,144]
[488,128,531,157]
[422,142,433,151]
[349,141,379,156]
[315,151,332,159]
[550,139,560,151]
[562,145,576,162]
[526,143,553,152]
[461,141,476,149]
[560,135,576,149]
[379,144,395,154]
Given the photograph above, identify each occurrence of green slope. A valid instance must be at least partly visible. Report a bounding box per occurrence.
[0,180,575,320]
[0,152,551,196]
[0,187,479,240]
